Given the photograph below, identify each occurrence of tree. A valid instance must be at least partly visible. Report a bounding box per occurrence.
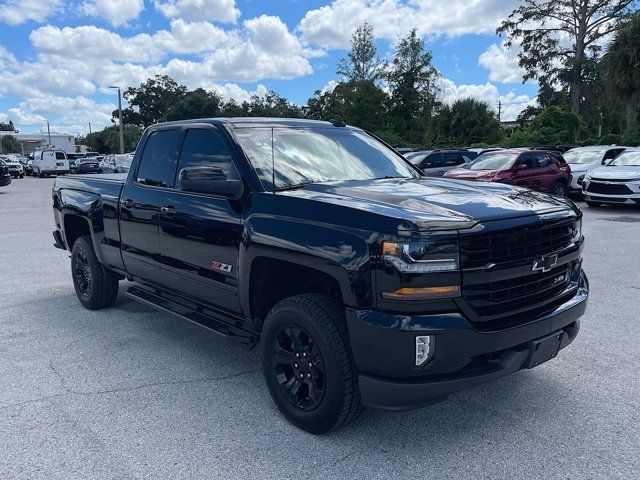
[0,120,15,132]
[166,88,223,121]
[387,29,439,144]
[602,13,640,108]
[505,106,583,146]
[432,98,503,146]
[497,0,635,114]
[336,22,385,83]
[1,134,21,153]
[239,91,303,117]
[118,75,188,127]
[85,125,142,154]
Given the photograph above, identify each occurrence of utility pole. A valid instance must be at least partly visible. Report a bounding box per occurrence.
[497,100,502,123]
[109,86,125,154]
[47,120,51,147]
[88,122,92,135]
[598,111,603,138]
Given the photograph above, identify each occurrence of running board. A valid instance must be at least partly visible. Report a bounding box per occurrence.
[125,286,257,345]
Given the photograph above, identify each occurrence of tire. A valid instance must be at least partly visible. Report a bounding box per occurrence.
[98,169,103,174]
[551,181,568,197]
[586,201,602,208]
[260,294,362,434]
[71,236,120,310]
[19,174,24,178]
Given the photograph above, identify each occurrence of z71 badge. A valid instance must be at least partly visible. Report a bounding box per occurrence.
[211,261,233,273]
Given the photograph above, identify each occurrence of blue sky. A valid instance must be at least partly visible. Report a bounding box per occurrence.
[0,0,538,134]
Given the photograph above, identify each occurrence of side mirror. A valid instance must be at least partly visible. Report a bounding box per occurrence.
[422,162,433,169]
[515,162,528,170]
[179,166,244,200]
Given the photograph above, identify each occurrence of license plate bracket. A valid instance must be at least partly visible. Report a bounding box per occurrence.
[526,331,563,368]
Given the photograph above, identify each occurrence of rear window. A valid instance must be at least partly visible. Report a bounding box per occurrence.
[55,152,66,160]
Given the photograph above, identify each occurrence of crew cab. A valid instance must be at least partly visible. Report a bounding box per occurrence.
[52,118,588,434]
[444,149,571,197]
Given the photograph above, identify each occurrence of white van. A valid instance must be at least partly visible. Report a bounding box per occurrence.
[33,150,70,177]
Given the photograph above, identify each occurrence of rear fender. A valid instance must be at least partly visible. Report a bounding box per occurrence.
[59,189,107,265]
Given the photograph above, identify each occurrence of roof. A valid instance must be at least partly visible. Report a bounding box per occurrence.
[155,117,357,129]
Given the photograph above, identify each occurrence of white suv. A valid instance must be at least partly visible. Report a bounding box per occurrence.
[0,155,24,178]
[583,148,640,207]
[563,146,627,193]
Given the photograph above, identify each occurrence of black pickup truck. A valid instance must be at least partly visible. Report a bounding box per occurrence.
[52,118,588,433]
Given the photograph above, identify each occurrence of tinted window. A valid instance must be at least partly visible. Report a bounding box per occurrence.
[518,153,549,169]
[603,148,623,161]
[55,152,66,160]
[178,129,234,177]
[422,153,443,168]
[443,152,466,166]
[136,129,179,187]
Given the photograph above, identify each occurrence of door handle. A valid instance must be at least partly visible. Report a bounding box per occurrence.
[121,199,134,209]
[160,206,177,217]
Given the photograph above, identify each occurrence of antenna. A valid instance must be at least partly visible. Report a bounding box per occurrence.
[332,114,346,127]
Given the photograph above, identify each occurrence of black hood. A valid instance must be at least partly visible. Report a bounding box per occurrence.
[281,177,577,231]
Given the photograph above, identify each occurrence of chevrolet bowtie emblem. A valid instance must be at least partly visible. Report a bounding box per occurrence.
[532,254,558,273]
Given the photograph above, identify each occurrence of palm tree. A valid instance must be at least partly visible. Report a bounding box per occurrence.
[602,13,640,109]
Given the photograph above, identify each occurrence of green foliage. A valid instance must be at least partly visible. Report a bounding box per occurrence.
[336,22,384,83]
[120,75,188,127]
[0,120,16,132]
[374,130,417,148]
[498,0,635,114]
[621,126,640,147]
[602,13,640,108]
[504,106,582,147]
[166,88,223,121]
[240,91,303,118]
[1,134,21,153]
[85,125,142,154]
[386,29,439,144]
[432,98,502,146]
[599,133,622,145]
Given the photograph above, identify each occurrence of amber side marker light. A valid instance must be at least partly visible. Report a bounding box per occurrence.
[381,285,460,300]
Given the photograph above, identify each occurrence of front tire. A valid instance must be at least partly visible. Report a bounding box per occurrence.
[71,236,120,310]
[260,294,362,434]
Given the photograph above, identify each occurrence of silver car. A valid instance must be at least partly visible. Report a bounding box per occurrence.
[405,149,476,177]
[98,154,133,174]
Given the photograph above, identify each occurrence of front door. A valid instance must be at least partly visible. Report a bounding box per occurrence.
[119,127,181,282]
[514,152,549,191]
[156,126,244,314]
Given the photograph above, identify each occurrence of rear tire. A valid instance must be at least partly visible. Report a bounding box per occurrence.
[551,181,568,197]
[71,236,120,310]
[260,294,362,434]
[586,200,602,208]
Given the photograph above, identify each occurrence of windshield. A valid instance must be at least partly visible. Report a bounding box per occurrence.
[466,152,517,171]
[115,154,133,165]
[233,127,420,191]
[563,149,603,164]
[608,151,640,166]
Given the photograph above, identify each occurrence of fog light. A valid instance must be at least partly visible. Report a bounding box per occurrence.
[416,335,433,366]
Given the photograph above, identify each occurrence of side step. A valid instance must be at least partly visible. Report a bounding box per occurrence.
[125,286,258,345]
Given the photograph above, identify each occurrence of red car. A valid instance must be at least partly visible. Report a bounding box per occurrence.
[443,149,571,196]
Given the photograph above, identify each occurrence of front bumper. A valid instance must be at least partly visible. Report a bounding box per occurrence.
[74,166,100,174]
[348,272,588,411]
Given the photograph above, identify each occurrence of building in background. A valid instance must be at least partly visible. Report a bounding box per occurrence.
[0,131,75,155]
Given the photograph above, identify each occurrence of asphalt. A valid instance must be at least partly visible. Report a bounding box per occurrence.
[1,176,639,480]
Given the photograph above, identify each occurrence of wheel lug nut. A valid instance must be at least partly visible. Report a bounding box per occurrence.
[302,352,307,357]
[307,373,311,378]
[295,352,300,358]
[299,373,304,379]
[308,362,313,367]
[294,363,298,369]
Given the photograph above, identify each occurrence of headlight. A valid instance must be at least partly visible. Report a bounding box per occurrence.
[571,219,582,243]
[381,238,459,273]
[577,175,585,185]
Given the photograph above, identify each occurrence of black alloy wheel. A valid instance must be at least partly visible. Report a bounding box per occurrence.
[74,249,93,299]
[273,326,326,411]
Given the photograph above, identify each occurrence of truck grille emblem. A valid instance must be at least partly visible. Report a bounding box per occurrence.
[532,254,558,273]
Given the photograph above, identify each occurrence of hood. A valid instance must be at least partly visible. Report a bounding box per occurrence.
[566,163,595,174]
[589,166,640,180]
[280,178,575,231]
[443,168,498,179]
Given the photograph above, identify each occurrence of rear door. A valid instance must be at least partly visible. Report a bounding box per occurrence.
[156,125,243,313]
[119,127,181,282]
[513,153,549,191]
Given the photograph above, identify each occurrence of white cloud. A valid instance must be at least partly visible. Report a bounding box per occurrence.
[298,0,517,49]
[320,80,338,95]
[81,0,145,28]
[437,77,535,121]
[478,40,527,83]
[0,0,62,25]
[153,0,239,24]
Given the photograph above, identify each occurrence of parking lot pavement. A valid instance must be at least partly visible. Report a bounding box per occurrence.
[1,177,639,480]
